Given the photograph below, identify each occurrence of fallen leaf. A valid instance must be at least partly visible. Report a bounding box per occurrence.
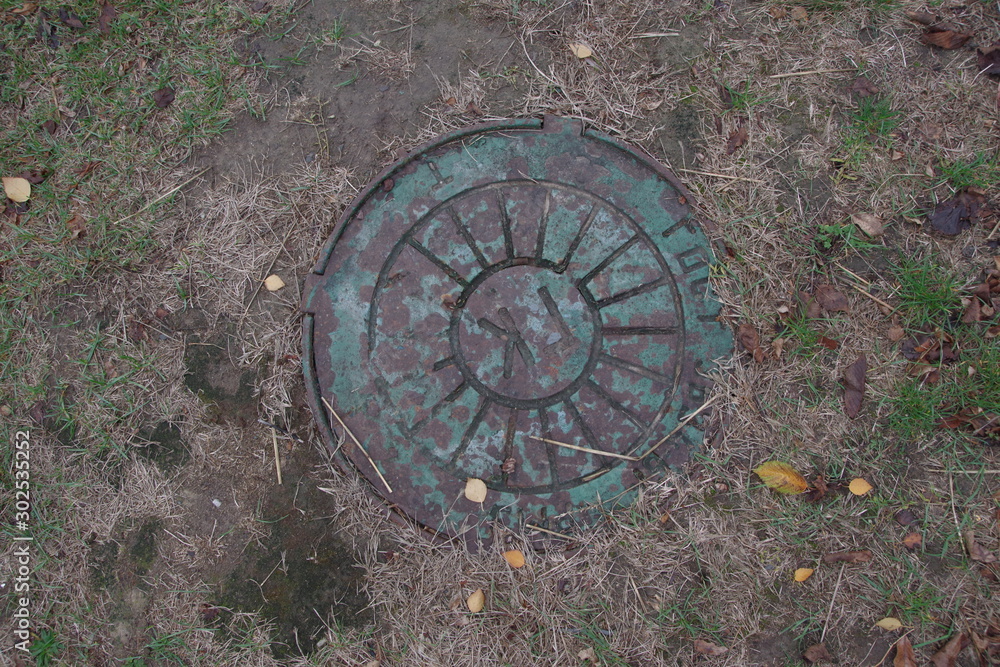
[503,550,525,568]
[263,274,285,291]
[888,325,905,342]
[843,354,867,419]
[66,213,87,240]
[753,461,809,495]
[693,639,728,656]
[794,567,814,582]
[768,6,786,19]
[978,40,1000,75]
[902,531,922,550]
[58,8,84,29]
[465,477,487,503]
[804,474,828,502]
[500,457,516,474]
[894,635,917,667]
[928,189,986,236]
[962,298,981,323]
[578,647,596,662]
[818,336,839,351]
[851,212,883,237]
[466,588,485,613]
[815,284,849,312]
[931,632,967,667]
[41,119,58,135]
[876,617,904,631]
[851,77,879,98]
[822,550,873,564]
[152,86,175,108]
[789,6,808,22]
[737,322,766,363]
[198,602,220,623]
[904,9,937,25]
[98,1,117,35]
[20,169,49,185]
[726,124,748,154]
[848,478,873,496]
[465,101,484,116]
[921,27,973,50]
[964,531,998,563]
[2,177,31,203]
[895,508,919,526]
[11,3,37,15]
[803,643,832,664]
[569,43,593,59]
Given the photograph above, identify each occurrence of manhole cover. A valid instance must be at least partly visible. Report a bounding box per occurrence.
[302,116,732,543]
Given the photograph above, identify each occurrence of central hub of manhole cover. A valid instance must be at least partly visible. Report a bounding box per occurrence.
[302,116,732,544]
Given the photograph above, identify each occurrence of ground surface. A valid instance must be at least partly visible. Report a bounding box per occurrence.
[1,0,999,665]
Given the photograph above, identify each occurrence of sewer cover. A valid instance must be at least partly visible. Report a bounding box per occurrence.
[302,116,732,544]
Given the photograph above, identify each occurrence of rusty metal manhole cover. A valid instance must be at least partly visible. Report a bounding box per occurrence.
[302,116,732,543]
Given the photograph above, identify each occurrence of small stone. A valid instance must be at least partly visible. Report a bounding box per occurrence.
[212,498,222,508]
[0,405,11,417]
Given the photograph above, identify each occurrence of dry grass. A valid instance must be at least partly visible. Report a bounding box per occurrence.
[3,0,1000,664]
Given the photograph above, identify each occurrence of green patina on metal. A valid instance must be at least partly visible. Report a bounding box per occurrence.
[302,116,732,545]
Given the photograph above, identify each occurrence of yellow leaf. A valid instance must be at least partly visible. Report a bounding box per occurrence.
[3,177,31,203]
[503,550,525,568]
[849,478,873,496]
[263,274,285,291]
[466,588,485,613]
[794,568,814,582]
[464,478,487,503]
[569,43,593,59]
[875,617,903,631]
[753,461,808,494]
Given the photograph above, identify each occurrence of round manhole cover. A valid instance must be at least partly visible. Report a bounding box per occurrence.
[302,116,732,543]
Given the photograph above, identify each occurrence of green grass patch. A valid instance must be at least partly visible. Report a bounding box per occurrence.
[891,258,962,328]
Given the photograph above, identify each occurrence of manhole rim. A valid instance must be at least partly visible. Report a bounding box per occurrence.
[301,114,719,546]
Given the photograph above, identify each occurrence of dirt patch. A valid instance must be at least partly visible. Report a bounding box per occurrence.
[135,421,190,471]
[183,332,259,426]
[217,444,372,658]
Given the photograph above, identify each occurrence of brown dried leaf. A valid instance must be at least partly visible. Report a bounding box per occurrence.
[894,635,917,667]
[929,189,986,236]
[818,336,840,350]
[815,284,849,312]
[152,86,175,109]
[904,9,937,25]
[726,124,748,154]
[500,457,516,474]
[964,531,998,563]
[693,639,728,656]
[789,6,808,22]
[805,474,828,502]
[902,531,922,551]
[921,27,973,50]
[41,119,57,135]
[888,325,905,342]
[821,550,873,564]
[754,461,809,495]
[978,40,1000,75]
[465,478,487,503]
[98,1,117,35]
[768,6,786,19]
[58,8,84,29]
[895,508,919,526]
[962,298,981,323]
[803,643,832,664]
[848,478,873,496]
[66,213,87,240]
[851,212,883,237]
[843,354,867,419]
[11,3,37,15]
[850,77,880,98]
[794,567,814,582]
[737,322,766,362]
[931,632,968,667]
